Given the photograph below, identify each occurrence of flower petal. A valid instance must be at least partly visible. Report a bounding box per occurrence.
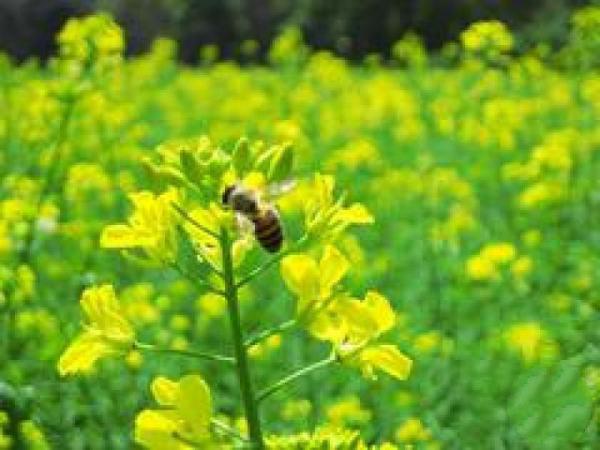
[100,224,158,248]
[280,254,320,303]
[319,245,349,298]
[57,332,113,376]
[364,291,396,334]
[176,375,212,440]
[337,203,374,224]
[151,376,179,406]
[359,344,412,381]
[134,409,180,450]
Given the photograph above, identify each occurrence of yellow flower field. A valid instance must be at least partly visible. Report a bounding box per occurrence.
[1,9,600,449]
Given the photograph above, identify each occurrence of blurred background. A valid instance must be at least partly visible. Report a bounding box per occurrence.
[0,0,594,63]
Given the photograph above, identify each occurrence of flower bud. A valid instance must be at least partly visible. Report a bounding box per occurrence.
[232,136,252,175]
[268,142,294,182]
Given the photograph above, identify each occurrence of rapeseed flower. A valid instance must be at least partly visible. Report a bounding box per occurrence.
[100,189,178,264]
[135,374,217,449]
[57,284,134,376]
[304,174,373,240]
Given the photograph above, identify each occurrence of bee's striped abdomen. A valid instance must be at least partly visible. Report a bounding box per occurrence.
[252,208,283,253]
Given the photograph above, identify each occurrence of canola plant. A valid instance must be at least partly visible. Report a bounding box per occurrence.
[1,9,600,449]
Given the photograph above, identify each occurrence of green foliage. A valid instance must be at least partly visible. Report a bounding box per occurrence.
[1,9,600,450]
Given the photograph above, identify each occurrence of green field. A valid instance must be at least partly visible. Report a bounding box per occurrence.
[1,11,600,450]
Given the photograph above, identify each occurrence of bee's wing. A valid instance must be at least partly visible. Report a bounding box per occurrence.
[264,179,297,200]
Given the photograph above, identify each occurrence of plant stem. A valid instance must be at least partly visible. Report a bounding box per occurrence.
[220,227,264,449]
[134,342,235,364]
[236,234,309,289]
[21,98,76,264]
[211,418,249,443]
[257,354,336,403]
[245,319,296,348]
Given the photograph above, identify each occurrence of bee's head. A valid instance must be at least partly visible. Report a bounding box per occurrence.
[222,185,236,206]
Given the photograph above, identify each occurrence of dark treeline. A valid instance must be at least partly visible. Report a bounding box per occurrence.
[0,0,593,63]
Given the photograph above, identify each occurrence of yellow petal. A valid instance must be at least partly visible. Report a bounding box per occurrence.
[333,296,378,341]
[315,173,335,207]
[80,285,134,342]
[176,375,212,439]
[57,332,113,376]
[306,308,347,343]
[134,409,180,450]
[319,245,349,298]
[280,254,320,303]
[364,291,395,334]
[337,203,374,224]
[100,224,158,248]
[360,344,412,381]
[151,376,179,406]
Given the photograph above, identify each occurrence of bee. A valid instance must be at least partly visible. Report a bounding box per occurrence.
[222,181,293,253]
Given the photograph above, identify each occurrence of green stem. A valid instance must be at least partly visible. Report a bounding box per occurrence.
[134,342,235,364]
[245,319,296,348]
[211,418,249,443]
[21,98,76,263]
[236,234,309,289]
[220,227,264,449]
[257,354,336,403]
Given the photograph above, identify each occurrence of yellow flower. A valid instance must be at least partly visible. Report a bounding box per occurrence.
[503,321,557,363]
[321,292,412,381]
[57,13,123,68]
[19,420,50,450]
[480,242,516,264]
[461,20,513,55]
[465,255,496,281]
[100,189,178,263]
[395,417,432,443]
[466,242,517,281]
[134,374,216,449]
[326,396,372,425]
[57,285,134,376]
[304,173,373,240]
[280,244,349,325]
[281,248,411,380]
[511,255,534,279]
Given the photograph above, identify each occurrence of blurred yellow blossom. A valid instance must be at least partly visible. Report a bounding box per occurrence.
[503,322,558,363]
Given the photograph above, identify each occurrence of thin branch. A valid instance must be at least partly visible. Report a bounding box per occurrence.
[236,234,309,289]
[211,419,249,443]
[244,319,296,348]
[257,354,336,403]
[171,202,220,239]
[134,342,235,364]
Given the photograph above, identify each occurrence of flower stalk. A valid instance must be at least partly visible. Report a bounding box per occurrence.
[236,234,309,289]
[220,226,265,449]
[257,353,337,403]
[245,319,296,348]
[134,342,235,364]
